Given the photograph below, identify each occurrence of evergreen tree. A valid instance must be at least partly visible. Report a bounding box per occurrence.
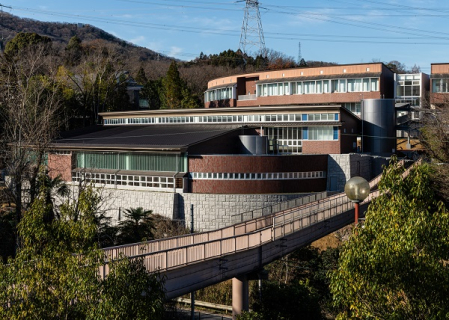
[135,66,148,85]
[162,61,183,109]
[0,186,165,319]
[64,35,83,66]
[330,158,449,319]
[4,32,52,57]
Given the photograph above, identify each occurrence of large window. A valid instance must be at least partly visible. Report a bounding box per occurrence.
[308,126,337,141]
[256,77,379,97]
[432,78,449,93]
[397,75,421,97]
[344,103,361,116]
[204,87,233,102]
[76,152,186,172]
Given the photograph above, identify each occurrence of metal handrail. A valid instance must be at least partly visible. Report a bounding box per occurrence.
[230,191,328,223]
[99,160,421,279]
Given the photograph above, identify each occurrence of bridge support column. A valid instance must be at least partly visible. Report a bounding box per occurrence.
[232,275,249,319]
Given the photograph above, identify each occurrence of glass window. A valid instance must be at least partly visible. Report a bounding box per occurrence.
[331,80,338,93]
[339,79,347,92]
[347,79,355,92]
[297,82,302,94]
[371,78,379,91]
[316,81,322,93]
[323,80,330,93]
[333,127,338,140]
[291,82,296,94]
[302,114,308,121]
[303,127,308,140]
[363,78,369,92]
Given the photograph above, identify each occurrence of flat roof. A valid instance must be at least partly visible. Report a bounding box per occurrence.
[52,124,243,152]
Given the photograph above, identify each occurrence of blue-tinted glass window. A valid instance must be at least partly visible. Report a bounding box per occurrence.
[303,127,308,140]
[302,114,308,121]
[335,113,339,121]
[333,127,338,140]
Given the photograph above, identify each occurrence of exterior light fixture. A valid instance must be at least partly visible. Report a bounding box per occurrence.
[344,176,370,225]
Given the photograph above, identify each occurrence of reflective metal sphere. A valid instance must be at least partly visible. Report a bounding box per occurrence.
[344,176,370,203]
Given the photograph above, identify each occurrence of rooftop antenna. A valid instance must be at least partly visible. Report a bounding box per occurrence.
[238,0,267,58]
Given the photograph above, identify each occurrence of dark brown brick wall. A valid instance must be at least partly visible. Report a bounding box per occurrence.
[191,178,326,194]
[189,154,328,193]
[189,154,328,173]
[430,92,449,105]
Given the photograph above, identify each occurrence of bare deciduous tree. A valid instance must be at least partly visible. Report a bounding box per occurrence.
[0,44,61,246]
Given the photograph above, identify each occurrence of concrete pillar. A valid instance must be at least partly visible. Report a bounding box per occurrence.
[232,275,249,319]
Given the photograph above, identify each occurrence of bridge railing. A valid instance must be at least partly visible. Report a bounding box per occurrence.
[100,190,376,276]
[102,213,273,260]
[231,191,328,224]
[272,193,351,239]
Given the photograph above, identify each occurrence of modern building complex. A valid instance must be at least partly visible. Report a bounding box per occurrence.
[46,62,444,230]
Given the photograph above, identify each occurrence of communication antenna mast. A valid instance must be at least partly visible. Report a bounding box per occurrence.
[298,42,302,63]
[238,0,267,58]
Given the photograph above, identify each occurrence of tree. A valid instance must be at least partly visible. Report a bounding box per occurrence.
[0,44,62,246]
[265,48,297,70]
[386,60,407,73]
[249,280,322,320]
[64,35,83,66]
[330,159,449,319]
[162,61,183,109]
[4,32,52,57]
[420,104,449,199]
[117,207,155,244]
[0,186,165,319]
[135,66,148,85]
[411,64,421,73]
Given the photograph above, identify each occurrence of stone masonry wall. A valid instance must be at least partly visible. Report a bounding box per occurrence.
[180,193,306,232]
[67,185,307,232]
[327,154,372,192]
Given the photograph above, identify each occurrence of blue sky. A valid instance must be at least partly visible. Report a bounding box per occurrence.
[6,0,448,73]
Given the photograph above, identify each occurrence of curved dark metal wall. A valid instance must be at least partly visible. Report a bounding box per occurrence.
[362,99,396,155]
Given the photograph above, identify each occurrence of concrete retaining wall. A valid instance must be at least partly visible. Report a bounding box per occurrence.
[78,186,306,232]
[327,154,390,192]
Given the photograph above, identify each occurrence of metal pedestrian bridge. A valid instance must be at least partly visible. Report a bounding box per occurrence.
[99,166,412,318]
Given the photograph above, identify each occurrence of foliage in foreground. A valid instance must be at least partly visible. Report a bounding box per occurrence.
[330,159,449,319]
[0,185,165,319]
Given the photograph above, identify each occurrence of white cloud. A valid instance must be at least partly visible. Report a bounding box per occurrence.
[147,41,164,53]
[130,36,146,45]
[168,46,183,58]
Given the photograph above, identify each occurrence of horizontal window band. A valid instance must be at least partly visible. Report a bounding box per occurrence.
[190,171,326,180]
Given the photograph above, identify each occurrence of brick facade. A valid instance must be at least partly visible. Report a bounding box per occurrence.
[188,154,328,194]
[47,153,73,181]
[189,154,327,173]
[302,141,341,154]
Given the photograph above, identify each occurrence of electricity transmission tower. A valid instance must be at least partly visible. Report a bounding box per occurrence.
[238,0,267,58]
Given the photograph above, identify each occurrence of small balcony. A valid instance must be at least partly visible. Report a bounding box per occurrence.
[238,94,257,101]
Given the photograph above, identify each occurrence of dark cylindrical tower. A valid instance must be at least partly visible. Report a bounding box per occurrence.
[362,99,396,155]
